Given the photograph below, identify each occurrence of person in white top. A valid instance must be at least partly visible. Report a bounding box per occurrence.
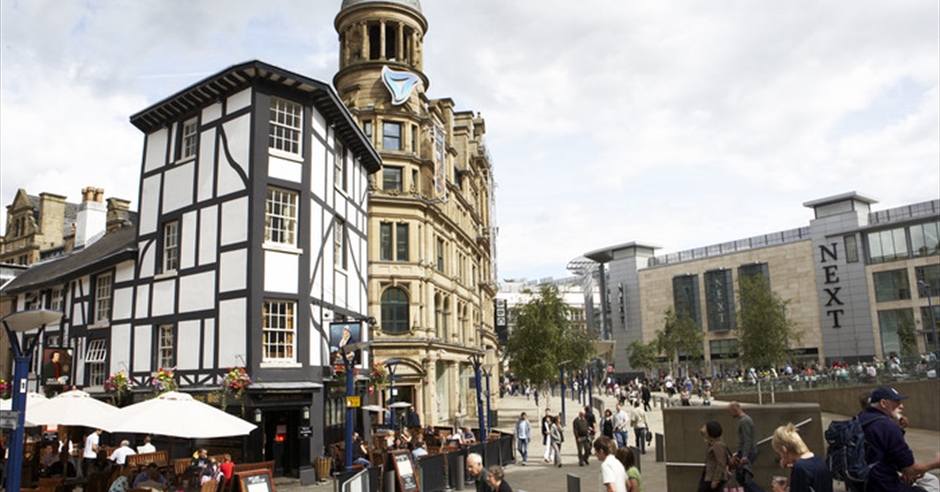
[82,428,102,473]
[137,436,156,454]
[109,440,137,465]
[593,436,628,492]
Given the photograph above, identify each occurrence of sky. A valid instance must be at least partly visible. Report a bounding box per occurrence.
[2,0,938,282]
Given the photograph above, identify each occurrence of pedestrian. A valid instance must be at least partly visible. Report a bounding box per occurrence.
[550,415,564,468]
[641,383,651,412]
[82,429,102,475]
[534,387,539,406]
[542,409,555,463]
[859,387,939,492]
[631,401,648,454]
[407,405,421,430]
[698,421,730,492]
[770,422,832,492]
[593,436,628,492]
[602,408,615,440]
[728,401,766,492]
[486,464,513,492]
[465,453,488,492]
[573,410,591,466]
[613,404,630,449]
[615,445,642,492]
[515,412,531,465]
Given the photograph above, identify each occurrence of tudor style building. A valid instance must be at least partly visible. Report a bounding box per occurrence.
[333,0,499,427]
[1,61,381,476]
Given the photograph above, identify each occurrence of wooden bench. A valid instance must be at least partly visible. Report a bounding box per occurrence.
[127,451,169,468]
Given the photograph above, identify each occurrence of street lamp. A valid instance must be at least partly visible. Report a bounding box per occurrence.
[558,360,571,426]
[468,351,487,454]
[918,281,939,356]
[481,363,494,436]
[340,340,371,471]
[2,309,63,492]
[383,358,403,431]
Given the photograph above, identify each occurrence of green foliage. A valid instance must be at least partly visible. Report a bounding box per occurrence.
[626,339,659,375]
[503,284,597,386]
[735,274,800,370]
[654,307,704,375]
[897,316,918,359]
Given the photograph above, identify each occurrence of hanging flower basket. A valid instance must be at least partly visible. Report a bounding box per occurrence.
[333,365,359,382]
[219,367,252,414]
[0,378,10,400]
[105,370,132,406]
[370,362,390,387]
[151,368,178,394]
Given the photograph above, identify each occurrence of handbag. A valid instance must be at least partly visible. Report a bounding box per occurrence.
[645,430,652,444]
[723,476,743,492]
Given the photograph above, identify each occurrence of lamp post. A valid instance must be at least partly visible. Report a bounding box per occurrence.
[2,309,63,492]
[469,351,486,460]
[558,360,571,426]
[481,364,493,436]
[384,358,402,431]
[919,281,939,355]
[340,340,371,471]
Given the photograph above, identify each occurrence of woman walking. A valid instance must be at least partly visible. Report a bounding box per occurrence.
[601,408,615,440]
[615,446,642,492]
[697,421,730,492]
[550,415,564,467]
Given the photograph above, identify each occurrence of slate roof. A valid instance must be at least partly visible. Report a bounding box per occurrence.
[0,226,137,294]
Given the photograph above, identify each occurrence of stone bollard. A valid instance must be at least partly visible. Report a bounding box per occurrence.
[655,433,665,462]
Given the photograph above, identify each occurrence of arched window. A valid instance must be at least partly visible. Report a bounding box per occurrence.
[381,287,410,334]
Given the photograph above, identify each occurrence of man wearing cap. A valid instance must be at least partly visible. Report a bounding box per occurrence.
[860,386,933,492]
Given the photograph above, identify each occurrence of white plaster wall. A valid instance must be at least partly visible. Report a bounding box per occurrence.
[264,250,299,294]
[269,155,302,183]
[163,162,194,213]
[114,260,135,283]
[310,132,326,198]
[112,286,134,320]
[177,320,201,370]
[144,129,168,174]
[202,319,215,369]
[138,240,155,279]
[219,249,247,292]
[151,278,176,317]
[198,129,216,202]
[132,324,152,372]
[179,271,215,313]
[135,284,150,319]
[311,107,326,143]
[110,323,131,374]
[139,175,162,235]
[308,317,324,367]
[220,197,248,246]
[227,88,251,114]
[199,206,218,266]
[223,115,251,177]
[181,211,197,270]
[218,298,247,367]
[202,101,222,124]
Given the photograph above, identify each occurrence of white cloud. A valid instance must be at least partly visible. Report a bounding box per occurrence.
[1,0,937,282]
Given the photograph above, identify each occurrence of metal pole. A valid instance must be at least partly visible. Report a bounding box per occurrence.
[388,365,396,432]
[3,321,46,492]
[342,350,355,471]
[588,367,594,412]
[472,355,485,461]
[560,366,566,426]
[484,370,492,436]
[920,281,939,355]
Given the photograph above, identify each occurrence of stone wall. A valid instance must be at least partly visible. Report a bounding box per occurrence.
[727,379,940,431]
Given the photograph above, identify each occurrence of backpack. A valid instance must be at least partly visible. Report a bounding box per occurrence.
[825,414,885,486]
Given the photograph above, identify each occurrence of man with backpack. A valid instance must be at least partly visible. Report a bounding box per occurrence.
[858,387,933,492]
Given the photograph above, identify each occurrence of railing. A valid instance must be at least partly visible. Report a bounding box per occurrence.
[648,227,811,267]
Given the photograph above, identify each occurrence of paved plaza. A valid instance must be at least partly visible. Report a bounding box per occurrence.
[280,388,939,492]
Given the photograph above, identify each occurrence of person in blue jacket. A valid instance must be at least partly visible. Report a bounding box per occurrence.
[858,387,935,492]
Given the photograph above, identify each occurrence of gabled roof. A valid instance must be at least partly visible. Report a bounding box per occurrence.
[129,60,381,174]
[0,226,137,295]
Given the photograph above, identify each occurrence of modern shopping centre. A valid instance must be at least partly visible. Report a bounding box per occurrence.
[570,192,940,377]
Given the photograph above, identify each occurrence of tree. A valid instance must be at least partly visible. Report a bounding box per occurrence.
[503,284,597,386]
[897,316,918,359]
[655,307,704,376]
[626,339,659,376]
[735,274,800,370]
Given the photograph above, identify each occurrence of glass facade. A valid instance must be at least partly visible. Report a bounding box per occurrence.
[705,269,735,332]
[873,269,911,302]
[672,274,701,327]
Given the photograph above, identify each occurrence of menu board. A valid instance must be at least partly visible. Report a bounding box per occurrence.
[390,450,419,492]
[238,469,274,492]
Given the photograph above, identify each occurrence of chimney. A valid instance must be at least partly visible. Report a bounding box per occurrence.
[106,198,132,232]
[74,186,107,250]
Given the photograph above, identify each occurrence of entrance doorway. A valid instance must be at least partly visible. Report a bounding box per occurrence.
[262,409,301,477]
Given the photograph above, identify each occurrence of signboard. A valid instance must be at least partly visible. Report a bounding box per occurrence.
[329,322,366,368]
[0,410,19,430]
[346,396,361,408]
[298,426,312,438]
[494,299,507,329]
[432,125,447,202]
[238,469,275,492]
[41,347,73,387]
[390,450,419,492]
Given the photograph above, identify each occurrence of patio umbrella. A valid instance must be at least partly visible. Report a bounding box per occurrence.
[25,389,119,430]
[110,391,257,438]
[0,392,48,427]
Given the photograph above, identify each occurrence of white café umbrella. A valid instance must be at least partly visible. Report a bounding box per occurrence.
[25,389,119,430]
[0,392,48,427]
[110,391,257,439]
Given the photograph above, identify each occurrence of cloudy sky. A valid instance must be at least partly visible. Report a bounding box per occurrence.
[2,0,938,281]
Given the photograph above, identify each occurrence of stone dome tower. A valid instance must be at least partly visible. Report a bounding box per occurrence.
[334,0,429,110]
